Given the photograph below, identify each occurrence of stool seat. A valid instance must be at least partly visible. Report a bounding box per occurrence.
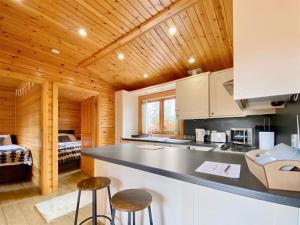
[74,177,113,225]
[77,177,111,191]
[111,189,152,212]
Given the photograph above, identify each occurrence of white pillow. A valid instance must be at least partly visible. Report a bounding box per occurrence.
[68,134,77,142]
[0,135,12,145]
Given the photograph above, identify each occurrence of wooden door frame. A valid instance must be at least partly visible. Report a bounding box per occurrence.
[52,82,100,189]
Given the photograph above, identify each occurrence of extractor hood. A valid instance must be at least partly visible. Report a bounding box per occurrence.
[223,80,291,110]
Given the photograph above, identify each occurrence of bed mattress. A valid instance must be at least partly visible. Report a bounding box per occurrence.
[58,141,81,164]
[0,144,32,166]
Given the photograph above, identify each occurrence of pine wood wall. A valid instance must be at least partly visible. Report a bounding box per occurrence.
[0,87,16,134]
[99,92,115,146]
[16,84,42,187]
[58,98,81,139]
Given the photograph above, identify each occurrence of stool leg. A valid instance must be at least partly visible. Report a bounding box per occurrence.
[148,206,153,225]
[133,212,135,225]
[92,190,97,225]
[107,186,113,217]
[74,190,81,225]
[128,212,131,225]
[111,208,116,225]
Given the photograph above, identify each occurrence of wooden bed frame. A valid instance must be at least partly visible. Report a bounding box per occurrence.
[58,130,81,173]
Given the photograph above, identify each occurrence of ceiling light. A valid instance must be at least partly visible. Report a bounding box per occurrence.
[143,73,149,78]
[78,28,87,37]
[51,48,60,55]
[188,56,196,64]
[117,53,125,60]
[168,26,177,36]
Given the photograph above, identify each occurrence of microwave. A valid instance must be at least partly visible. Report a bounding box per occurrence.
[230,128,253,146]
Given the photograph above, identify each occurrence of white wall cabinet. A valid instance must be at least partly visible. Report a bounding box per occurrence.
[233,0,300,99]
[176,72,209,120]
[210,69,244,118]
[115,91,138,143]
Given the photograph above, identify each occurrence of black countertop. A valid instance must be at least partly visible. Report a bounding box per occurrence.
[82,143,300,208]
[122,137,217,147]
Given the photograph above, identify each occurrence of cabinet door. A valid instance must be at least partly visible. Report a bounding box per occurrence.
[176,73,209,119]
[233,0,300,99]
[210,69,244,117]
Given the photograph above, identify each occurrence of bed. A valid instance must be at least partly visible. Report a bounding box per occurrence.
[58,130,81,173]
[0,135,33,183]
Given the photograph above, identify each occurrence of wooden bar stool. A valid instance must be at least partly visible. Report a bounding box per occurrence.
[74,177,113,225]
[111,189,153,225]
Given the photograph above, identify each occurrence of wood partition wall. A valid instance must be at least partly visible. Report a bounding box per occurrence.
[16,84,42,186]
[0,87,15,134]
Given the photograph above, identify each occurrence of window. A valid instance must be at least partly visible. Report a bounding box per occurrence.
[139,90,178,136]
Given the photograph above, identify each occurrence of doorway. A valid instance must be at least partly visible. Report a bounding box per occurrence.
[53,83,100,190]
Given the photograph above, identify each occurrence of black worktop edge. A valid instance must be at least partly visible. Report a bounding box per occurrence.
[82,151,300,208]
[122,137,216,147]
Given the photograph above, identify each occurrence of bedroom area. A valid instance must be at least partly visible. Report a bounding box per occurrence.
[0,77,42,202]
[54,83,100,181]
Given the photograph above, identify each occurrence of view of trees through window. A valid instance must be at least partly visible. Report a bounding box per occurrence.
[142,97,176,135]
[164,98,176,133]
[144,101,160,133]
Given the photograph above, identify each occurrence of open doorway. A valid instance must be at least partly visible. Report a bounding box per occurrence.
[54,83,100,190]
[0,77,43,204]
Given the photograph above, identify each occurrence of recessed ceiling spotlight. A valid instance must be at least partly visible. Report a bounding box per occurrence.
[168,26,177,36]
[143,73,149,78]
[117,53,125,60]
[78,28,87,37]
[51,48,60,55]
[188,56,196,64]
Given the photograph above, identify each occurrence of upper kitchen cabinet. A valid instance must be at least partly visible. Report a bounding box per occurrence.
[210,69,244,118]
[176,72,209,119]
[233,0,300,99]
[115,91,138,143]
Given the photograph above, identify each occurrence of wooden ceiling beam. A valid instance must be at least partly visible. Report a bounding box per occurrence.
[78,0,200,67]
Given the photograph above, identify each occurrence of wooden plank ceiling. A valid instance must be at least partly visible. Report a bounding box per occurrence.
[0,0,232,90]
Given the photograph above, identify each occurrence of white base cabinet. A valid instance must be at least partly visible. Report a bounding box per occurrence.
[94,159,300,225]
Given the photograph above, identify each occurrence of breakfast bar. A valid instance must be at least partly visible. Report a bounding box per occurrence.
[83,143,300,225]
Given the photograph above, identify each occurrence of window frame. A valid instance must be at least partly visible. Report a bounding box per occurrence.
[138,90,182,137]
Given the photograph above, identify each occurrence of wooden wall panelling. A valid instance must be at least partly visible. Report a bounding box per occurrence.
[0,87,16,134]
[0,50,114,92]
[58,98,81,139]
[98,92,115,146]
[52,82,58,192]
[16,84,42,188]
[41,82,49,195]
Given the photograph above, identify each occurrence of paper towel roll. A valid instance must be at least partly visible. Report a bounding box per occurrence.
[259,132,275,150]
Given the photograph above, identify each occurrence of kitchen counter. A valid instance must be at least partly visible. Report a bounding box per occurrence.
[83,143,300,208]
[122,137,217,147]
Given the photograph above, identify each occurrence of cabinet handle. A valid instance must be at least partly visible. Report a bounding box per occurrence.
[211,112,214,115]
